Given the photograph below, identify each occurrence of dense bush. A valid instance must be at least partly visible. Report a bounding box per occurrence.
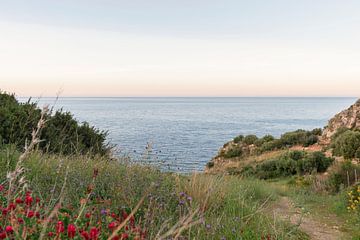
[254,135,275,147]
[223,147,243,159]
[0,92,109,156]
[280,129,319,147]
[331,129,360,159]
[253,151,333,179]
[233,135,244,143]
[243,135,258,145]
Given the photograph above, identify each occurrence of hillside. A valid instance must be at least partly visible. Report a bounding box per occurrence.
[206,98,360,174]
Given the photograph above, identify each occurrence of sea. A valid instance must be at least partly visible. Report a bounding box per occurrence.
[18,97,356,172]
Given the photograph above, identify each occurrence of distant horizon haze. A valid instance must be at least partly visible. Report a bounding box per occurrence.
[1,1,360,97]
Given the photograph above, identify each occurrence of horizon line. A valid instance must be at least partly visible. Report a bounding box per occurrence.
[17,96,358,99]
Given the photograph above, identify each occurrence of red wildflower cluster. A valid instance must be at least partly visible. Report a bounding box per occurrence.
[0,184,147,239]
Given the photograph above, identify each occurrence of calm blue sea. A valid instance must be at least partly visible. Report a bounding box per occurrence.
[19,97,356,172]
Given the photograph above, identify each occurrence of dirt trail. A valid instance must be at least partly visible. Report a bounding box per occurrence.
[270,197,344,240]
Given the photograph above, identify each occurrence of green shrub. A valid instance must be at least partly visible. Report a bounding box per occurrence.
[254,135,275,147]
[223,147,243,158]
[243,135,258,145]
[0,91,109,156]
[252,151,333,179]
[332,130,360,159]
[233,135,244,143]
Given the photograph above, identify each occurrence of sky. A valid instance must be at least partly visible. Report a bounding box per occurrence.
[0,0,360,97]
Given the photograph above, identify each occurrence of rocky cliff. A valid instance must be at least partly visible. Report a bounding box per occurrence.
[321,99,360,144]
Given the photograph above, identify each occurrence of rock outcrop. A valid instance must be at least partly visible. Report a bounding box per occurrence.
[321,99,360,144]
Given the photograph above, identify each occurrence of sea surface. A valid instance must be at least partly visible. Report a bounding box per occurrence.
[19,97,356,172]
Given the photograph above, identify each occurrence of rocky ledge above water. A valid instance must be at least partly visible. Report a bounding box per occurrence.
[206,98,360,173]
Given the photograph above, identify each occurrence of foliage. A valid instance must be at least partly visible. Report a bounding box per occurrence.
[253,151,334,179]
[280,129,319,147]
[331,129,360,159]
[0,145,308,239]
[243,135,258,145]
[0,91,109,156]
[233,135,244,143]
[223,147,243,159]
[327,161,360,193]
[347,184,360,214]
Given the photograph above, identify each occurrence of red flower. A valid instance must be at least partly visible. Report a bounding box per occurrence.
[35,211,41,219]
[89,227,99,240]
[108,222,117,231]
[8,203,16,210]
[122,211,128,220]
[85,212,91,219]
[2,208,8,216]
[0,232,6,239]
[81,231,90,240]
[0,185,3,191]
[48,232,54,237]
[67,224,76,238]
[111,236,120,240]
[18,218,24,224]
[5,226,13,234]
[56,221,65,234]
[25,195,33,206]
[36,197,41,203]
[27,210,35,218]
[121,233,129,239]
[15,198,23,204]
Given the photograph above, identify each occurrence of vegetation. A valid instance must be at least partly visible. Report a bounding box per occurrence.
[1,91,359,239]
[220,129,322,160]
[331,128,360,159]
[0,92,109,156]
[245,151,334,180]
[0,144,310,239]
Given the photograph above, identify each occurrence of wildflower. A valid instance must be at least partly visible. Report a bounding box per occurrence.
[0,232,6,239]
[25,195,33,206]
[85,212,91,219]
[80,230,90,240]
[8,203,16,210]
[2,208,8,216]
[122,211,128,219]
[27,210,35,218]
[101,209,107,215]
[15,198,23,204]
[108,222,117,231]
[18,218,24,224]
[48,232,54,237]
[35,211,40,218]
[67,224,76,238]
[0,185,3,191]
[5,226,13,234]
[56,221,65,234]
[89,227,99,240]
[121,233,129,239]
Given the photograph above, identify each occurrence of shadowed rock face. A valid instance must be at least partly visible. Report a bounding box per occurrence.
[321,99,360,143]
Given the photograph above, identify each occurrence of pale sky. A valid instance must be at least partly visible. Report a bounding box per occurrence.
[1,0,360,97]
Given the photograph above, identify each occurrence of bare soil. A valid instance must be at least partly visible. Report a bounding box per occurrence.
[270,197,345,240]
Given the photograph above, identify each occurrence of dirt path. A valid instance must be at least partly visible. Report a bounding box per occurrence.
[270,197,344,240]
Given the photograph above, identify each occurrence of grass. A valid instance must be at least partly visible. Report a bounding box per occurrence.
[266,178,360,239]
[0,144,309,239]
